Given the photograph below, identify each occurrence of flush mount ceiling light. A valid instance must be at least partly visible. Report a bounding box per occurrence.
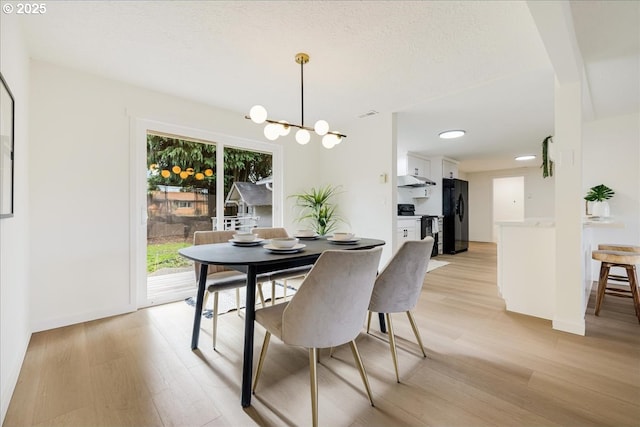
[246,53,346,149]
[515,155,536,161]
[439,130,465,139]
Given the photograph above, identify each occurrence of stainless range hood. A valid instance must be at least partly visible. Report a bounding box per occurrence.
[397,175,437,187]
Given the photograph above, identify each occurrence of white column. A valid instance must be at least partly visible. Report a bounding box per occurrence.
[552,80,585,335]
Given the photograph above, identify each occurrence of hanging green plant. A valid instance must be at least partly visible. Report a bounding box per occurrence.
[541,135,554,178]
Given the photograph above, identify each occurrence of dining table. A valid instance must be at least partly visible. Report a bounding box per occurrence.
[178,235,386,407]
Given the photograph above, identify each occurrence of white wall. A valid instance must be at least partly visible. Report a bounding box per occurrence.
[582,112,640,244]
[0,15,31,424]
[466,166,555,242]
[317,113,396,264]
[27,60,320,332]
[582,112,640,277]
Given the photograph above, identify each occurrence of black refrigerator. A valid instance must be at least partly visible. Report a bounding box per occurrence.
[442,178,469,254]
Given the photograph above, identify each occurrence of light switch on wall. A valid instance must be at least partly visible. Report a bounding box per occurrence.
[379,173,388,184]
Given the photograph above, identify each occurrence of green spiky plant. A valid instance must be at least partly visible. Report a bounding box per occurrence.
[584,184,615,202]
[290,184,345,236]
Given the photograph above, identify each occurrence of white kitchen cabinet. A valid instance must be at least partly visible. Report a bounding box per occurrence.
[442,159,458,179]
[399,154,431,178]
[397,218,420,245]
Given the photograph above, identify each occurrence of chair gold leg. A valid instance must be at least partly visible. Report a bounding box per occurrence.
[212,292,219,349]
[252,332,271,393]
[349,340,375,406]
[329,347,334,358]
[366,311,372,334]
[385,313,400,383]
[309,348,319,427]
[283,279,288,300]
[406,310,427,357]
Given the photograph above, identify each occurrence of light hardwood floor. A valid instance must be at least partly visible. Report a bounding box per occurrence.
[4,242,640,426]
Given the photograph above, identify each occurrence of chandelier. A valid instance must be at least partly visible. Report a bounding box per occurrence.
[246,53,346,149]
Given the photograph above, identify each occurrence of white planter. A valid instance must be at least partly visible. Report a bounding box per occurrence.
[591,201,610,218]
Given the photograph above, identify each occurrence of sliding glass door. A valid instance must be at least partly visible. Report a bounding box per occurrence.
[133,120,280,307]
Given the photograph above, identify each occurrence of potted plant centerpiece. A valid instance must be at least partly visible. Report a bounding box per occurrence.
[584,184,614,218]
[290,184,345,236]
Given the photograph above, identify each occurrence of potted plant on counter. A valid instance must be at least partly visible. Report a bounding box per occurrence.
[290,184,345,236]
[584,184,614,217]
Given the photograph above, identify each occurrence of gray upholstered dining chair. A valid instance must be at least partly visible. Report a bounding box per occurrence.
[252,247,383,427]
[252,227,312,303]
[367,236,434,382]
[193,230,266,349]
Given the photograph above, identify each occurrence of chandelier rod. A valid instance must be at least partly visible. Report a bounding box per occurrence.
[300,53,304,127]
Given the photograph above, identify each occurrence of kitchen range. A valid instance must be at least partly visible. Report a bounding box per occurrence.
[398,203,442,256]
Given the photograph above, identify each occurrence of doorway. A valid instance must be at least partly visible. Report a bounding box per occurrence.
[133,119,282,308]
[492,176,524,242]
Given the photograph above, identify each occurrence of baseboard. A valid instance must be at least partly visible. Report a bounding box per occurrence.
[1,331,30,425]
[552,317,585,336]
[30,304,136,333]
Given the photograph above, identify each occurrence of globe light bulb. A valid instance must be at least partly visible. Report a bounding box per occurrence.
[249,105,268,124]
[314,120,329,136]
[322,134,337,149]
[264,123,280,141]
[295,129,311,145]
[278,120,291,136]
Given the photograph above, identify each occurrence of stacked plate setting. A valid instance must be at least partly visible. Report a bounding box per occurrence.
[294,229,320,240]
[229,232,264,246]
[264,237,306,253]
[327,232,359,244]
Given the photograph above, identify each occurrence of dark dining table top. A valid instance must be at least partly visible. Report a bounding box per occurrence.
[178,236,386,267]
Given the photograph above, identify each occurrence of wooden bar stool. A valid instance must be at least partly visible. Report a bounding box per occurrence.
[591,246,640,323]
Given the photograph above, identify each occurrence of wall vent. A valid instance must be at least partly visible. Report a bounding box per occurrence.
[358,110,379,118]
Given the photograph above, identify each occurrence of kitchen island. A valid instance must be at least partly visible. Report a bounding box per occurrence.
[496,218,623,331]
[496,219,556,320]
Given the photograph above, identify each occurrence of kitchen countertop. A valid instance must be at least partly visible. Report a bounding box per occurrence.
[582,218,624,228]
[495,218,624,229]
[495,219,555,228]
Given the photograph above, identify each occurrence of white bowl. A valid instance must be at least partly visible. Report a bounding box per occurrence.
[296,229,315,237]
[270,237,299,248]
[332,232,355,241]
[233,232,257,242]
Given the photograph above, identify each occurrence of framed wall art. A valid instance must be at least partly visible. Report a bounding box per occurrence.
[0,72,14,218]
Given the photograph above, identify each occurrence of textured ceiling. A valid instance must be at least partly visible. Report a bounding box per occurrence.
[14,0,639,172]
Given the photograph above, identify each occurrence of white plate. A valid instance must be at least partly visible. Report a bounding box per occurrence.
[229,238,264,246]
[264,243,306,253]
[327,237,360,244]
[294,234,319,240]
